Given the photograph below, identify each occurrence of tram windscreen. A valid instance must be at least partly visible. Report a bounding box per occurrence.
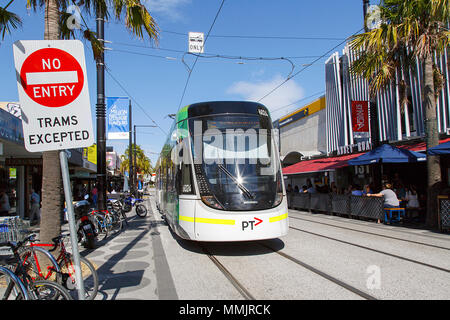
[189,114,283,211]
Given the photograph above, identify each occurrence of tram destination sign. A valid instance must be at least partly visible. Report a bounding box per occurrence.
[13,40,94,152]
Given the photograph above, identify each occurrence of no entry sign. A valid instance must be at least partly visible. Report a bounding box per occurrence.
[13,40,94,152]
[20,48,84,108]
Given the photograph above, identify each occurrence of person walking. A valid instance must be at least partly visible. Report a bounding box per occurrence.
[0,189,10,216]
[91,185,98,207]
[29,189,41,225]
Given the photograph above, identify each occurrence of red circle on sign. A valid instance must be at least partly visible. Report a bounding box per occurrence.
[20,48,84,108]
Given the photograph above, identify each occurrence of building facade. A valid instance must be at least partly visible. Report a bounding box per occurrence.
[274,96,327,167]
[325,44,450,154]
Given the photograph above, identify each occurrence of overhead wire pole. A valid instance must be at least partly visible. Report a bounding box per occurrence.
[363,0,382,191]
[129,99,133,195]
[96,8,107,211]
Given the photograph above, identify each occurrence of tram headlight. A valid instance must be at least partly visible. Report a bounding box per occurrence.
[201,195,224,210]
[274,192,283,206]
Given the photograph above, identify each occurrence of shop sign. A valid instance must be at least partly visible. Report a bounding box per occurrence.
[337,140,372,156]
[351,101,369,132]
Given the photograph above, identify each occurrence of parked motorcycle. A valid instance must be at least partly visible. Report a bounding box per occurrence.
[120,193,148,218]
[71,195,97,249]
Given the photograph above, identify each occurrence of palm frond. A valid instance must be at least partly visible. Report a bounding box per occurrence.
[0,8,21,40]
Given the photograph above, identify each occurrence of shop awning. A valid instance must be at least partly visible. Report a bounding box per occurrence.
[282,153,363,175]
[398,137,450,152]
[428,140,450,155]
[348,144,426,165]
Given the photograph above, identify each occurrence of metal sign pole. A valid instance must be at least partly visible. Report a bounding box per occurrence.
[59,150,86,300]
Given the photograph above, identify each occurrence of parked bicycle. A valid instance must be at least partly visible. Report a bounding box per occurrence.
[107,198,129,227]
[91,209,122,241]
[0,235,72,300]
[20,233,98,300]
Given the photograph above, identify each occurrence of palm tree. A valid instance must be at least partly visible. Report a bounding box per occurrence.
[349,0,450,228]
[18,0,159,244]
[120,144,153,177]
[0,0,22,40]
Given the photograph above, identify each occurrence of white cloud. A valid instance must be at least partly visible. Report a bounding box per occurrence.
[227,74,305,118]
[143,0,191,21]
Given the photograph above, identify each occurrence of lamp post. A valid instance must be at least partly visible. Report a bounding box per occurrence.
[133,125,157,195]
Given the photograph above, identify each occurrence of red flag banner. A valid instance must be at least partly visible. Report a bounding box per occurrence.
[351,101,369,132]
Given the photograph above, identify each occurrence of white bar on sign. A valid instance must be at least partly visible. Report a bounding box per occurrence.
[26,71,78,85]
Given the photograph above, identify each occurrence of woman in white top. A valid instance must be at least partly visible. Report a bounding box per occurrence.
[405,185,420,208]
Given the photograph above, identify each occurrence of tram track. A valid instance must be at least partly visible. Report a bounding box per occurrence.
[199,244,256,300]
[289,225,450,273]
[199,242,377,300]
[290,215,450,251]
[258,242,377,300]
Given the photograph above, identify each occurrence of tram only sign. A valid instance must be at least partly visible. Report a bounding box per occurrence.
[13,40,94,152]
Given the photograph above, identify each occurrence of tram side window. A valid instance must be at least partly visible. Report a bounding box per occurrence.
[177,164,195,195]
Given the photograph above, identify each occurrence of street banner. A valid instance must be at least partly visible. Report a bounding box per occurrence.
[351,101,369,132]
[106,97,129,140]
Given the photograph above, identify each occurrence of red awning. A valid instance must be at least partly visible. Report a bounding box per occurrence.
[398,137,450,152]
[283,137,450,175]
[282,153,363,175]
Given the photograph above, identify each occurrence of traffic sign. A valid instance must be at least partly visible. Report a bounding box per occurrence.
[188,32,204,54]
[13,40,94,152]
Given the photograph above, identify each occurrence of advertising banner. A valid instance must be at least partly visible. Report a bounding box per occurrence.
[351,101,369,132]
[106,97,129,139]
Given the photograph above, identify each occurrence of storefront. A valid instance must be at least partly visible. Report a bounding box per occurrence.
[0,103,97,217]
[0,107,41,218]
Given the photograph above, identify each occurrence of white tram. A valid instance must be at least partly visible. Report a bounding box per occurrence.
[155,101,288,241]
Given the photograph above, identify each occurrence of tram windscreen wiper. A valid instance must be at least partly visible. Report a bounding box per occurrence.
[217,164,255,199]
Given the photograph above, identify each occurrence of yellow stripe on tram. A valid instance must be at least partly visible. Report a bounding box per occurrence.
[269,213,288,223]
[179,215,195,222]
[179,215,235,225]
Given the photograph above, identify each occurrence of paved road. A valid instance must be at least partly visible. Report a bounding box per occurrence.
[78,190,450,300]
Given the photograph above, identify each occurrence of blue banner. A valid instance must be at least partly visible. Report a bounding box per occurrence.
[106,97,129,140]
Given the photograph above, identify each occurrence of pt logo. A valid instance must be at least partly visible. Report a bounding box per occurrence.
[242,218,263,230]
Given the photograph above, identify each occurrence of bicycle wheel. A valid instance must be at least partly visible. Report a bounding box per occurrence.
[59,255,99,300]
[31,280,72,300]
[19,246,62,283]
[93,213,108,241]
[0,266,30,300]
[109,211,123,234]
[136,204,148,217]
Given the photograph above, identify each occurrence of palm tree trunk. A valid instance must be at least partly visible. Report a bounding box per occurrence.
[40,0,62,244]
[423,53,441,229]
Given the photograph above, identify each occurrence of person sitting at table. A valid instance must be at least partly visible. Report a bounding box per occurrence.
[351,184,363,196]
[405,185,420,208]
[367,183,400,223]
[362,184,372,196]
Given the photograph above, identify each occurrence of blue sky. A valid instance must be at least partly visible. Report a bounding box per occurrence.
[0,0,367,165]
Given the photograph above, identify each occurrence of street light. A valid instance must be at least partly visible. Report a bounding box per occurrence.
[133,124,157,195]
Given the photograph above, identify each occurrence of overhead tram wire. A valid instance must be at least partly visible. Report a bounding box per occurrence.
[257,27,365,104]
[270,90,326,115]
[161,30,347,41]
[110,41,324,60]
[105,68,167,136]
[177,0,226,112]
